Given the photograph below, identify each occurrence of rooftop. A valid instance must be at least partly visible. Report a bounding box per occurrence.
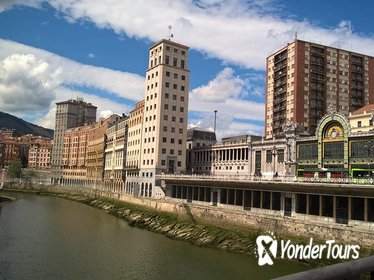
[351,104,374,115]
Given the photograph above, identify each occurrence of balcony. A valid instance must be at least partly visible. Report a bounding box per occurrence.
[351,66,363,73]
[274,51,287,63]
[274,71,287,79]
[351,57,363,65]
[274,62,287,71]
[274,79,287,88]
[310,58,324,66]
[273,105,286,113]
[124,164,139,170]
[310,47,325,56]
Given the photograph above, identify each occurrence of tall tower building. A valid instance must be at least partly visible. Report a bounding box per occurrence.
[265,39,374,138]
[139,39,190,197]
[51,98,97,170]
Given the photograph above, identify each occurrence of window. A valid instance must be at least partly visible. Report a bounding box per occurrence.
[172,116,176,122]
[177,161,181,167]
[161,160,166,165]
[162,137,167,143]
[170,149,174,154]
[164,104,169,109]
[166,46,170,51]
[171,138,175,143]
[172,105,176,111]
[181,50,185,55]
[173,95,177,100]
[181,75,185,80]
[179,128,183,134]
[181,86,185,91]
[180,96,184,101]
[173,84,177,89]
[277,149,284,162]
[164,115,168,121]
[166,71,170,77]
[358,121,362,127]
[178,139,182,144]
[178,150,182,155]
[298,144,318,160]
[324,142,344,159]
[163,126,167,132]
[165,55,169,65]
[173,57,177,67]
[180,107,184,112]
[351,141,373,157]
[171,127,175,132]
[266,150,272,163]
[180,117,184,123]
[165,93,169,98]
[162,149,166,154]
[181,60,185,69]
[174,73,178,79]
[165,82,169,88]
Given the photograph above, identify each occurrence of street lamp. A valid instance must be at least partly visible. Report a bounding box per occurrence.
[214,110,217,136]
[272,146,277,177]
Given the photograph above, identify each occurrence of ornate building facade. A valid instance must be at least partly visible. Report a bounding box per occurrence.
[296,109,374,178]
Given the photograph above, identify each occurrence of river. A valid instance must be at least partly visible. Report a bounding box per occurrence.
[0,191,309,279]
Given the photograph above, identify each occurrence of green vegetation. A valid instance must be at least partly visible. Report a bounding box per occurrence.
[7,160,22,179]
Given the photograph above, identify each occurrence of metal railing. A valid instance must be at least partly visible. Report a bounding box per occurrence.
[157,174,374,185]
[273,255,374,280]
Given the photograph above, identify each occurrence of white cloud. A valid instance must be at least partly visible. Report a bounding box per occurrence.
[0,39,145,102]
[6,0,374,70]
[0,0,42,13]
[190,68,265,122]
[188,112,263,141]
[99,109,113,118]
[0,53,61,113]
[188,67,264,139]
[191,67,245,102]
[0,39,144,127]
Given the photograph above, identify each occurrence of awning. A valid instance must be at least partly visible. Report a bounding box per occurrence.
[303,168,348,172]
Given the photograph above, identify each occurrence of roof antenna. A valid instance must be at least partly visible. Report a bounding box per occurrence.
[294,31,298,40]
[168,25,174,40]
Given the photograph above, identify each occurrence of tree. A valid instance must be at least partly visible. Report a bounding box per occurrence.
[7,160,22,179]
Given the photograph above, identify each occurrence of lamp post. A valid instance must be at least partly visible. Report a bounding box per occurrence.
[272,146,277,178]
[214,110,217,136]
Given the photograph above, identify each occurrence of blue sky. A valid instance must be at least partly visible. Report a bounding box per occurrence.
[1,0,374,139]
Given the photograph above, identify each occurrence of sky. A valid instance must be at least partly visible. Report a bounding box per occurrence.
[1,0,374,140]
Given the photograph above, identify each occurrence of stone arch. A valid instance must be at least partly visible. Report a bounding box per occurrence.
[316,112,350,169]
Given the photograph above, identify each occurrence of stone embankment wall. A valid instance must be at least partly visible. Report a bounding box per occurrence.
[4,183,374,250]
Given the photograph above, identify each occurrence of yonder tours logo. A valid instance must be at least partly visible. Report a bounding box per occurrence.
[255,232,360,266]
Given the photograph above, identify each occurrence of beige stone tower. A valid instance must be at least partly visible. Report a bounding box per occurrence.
[139,39,190,197]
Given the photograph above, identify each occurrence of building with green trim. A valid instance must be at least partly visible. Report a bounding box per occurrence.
[297,110,374,178]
